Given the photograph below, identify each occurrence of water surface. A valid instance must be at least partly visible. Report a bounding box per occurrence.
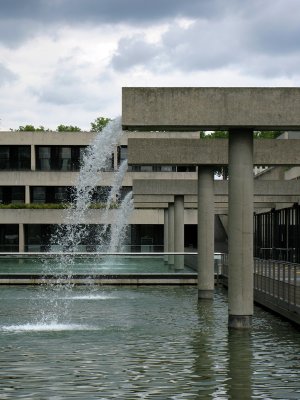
[0,286,299,399]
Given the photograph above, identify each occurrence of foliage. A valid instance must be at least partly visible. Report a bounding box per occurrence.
[56,124,81,132]
[13,125,49,131]
[90,117,111,132]
[200,130,283,139]
[254,131,283,139]
[11,116,112,133]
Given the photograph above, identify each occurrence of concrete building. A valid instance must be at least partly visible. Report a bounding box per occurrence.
[0,130,199,252]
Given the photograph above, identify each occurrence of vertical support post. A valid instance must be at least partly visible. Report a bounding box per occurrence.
[198,166,214,299]
[174,195,184,270]
[114,146,118,171]
[30,144,36,171]
[19,223,25,252]
[228,129,254,329]
[25,186,30,204]
[164,208,169,263]
[168,203,175,265]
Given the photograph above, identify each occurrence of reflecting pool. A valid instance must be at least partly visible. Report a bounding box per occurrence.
[0,255,194,275]
[0,286,299,399]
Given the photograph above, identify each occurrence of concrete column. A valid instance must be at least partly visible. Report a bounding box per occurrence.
[198,166,215,299]
[168,203,175,265]
[228,129,254,329]
[114,146,118,171]
[164,208,168,263]
[25,186,30,204]
[30,144,36,171]
[19,223,25,252]
[174,195,184,270]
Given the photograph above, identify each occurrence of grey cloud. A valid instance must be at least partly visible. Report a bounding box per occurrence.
[244,5,300,56]
[0,0,232,46]
[32,59,102,109]
[111,37,162,71]
[0,64,18,85]
[111,19,242,72]
[0,0,222,22]
[110,0,300,78]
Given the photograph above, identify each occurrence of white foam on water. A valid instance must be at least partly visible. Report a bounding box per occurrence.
[65,294,118,300]
[1,322,98,332]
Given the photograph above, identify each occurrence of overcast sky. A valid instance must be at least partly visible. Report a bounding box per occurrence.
[0,0,300,130]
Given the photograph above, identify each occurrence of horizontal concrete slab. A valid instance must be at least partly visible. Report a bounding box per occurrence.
[122,87,300,130]
[133,194,300,204]
[133,202,294,211]
[128,138,300,166]
[0,131,96,145]
[0,208,164,225]
[133,179,300,196]
[0,171,197,187]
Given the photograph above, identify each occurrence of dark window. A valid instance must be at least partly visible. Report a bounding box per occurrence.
[0,224,19,252]
[31,187,46,203]
[0,186,25,204]
[30,186,72,203]
[0,146,30,170]
[36,146,87,171]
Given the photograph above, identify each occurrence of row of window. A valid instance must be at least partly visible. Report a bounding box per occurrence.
[0,145,196,172]
[0,145,113,171]
[0,186,131,204]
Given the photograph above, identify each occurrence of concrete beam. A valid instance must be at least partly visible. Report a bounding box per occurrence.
[0,209,164,225]
[133,195,300,205]
[122,87,300,130]
[133,179,300,196]
[128,138,300,166]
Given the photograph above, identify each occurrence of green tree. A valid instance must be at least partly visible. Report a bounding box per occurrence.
[56,124,81,132]
[15,125,48,131]
[90,116,111,132]
[253,130,283,139]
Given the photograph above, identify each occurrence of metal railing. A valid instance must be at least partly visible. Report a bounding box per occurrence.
[220,254,300,316]
[254,258,300,312]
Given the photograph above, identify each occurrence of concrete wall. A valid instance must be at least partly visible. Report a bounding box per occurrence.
[132,179,300,196]
[122,87,300,130]
[0,131,96,145]
[0,171,197,187]
[0,208,166,225]
[128,138,300,166]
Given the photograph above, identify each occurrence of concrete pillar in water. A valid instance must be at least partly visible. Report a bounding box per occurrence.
[19,223,25,252]
[168,203,175,265]
[228,129,254,329]
[197,166,215,299]
[164,208,169,263]
[174,195,184,270]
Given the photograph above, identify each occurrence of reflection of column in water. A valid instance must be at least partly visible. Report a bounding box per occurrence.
[227,330,253,400]
[190,300,218,398]
[168,203,175,266]
[164,209,168,264]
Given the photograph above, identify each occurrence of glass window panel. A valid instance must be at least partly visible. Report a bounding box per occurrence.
[32,187,46,203]
[11,187,25,204]
[54,187,68,202]
[39,147,51,158]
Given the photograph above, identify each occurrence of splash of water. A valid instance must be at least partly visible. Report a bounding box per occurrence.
[109,191,134,252]
[96,159,129,250]
[37,116,130,325]
[51,117,123,255]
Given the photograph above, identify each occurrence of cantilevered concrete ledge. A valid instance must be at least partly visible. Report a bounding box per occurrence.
[133,179,300,196]
[122,87,300,130]
[132,180,300,210]
[128,138,300,166]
